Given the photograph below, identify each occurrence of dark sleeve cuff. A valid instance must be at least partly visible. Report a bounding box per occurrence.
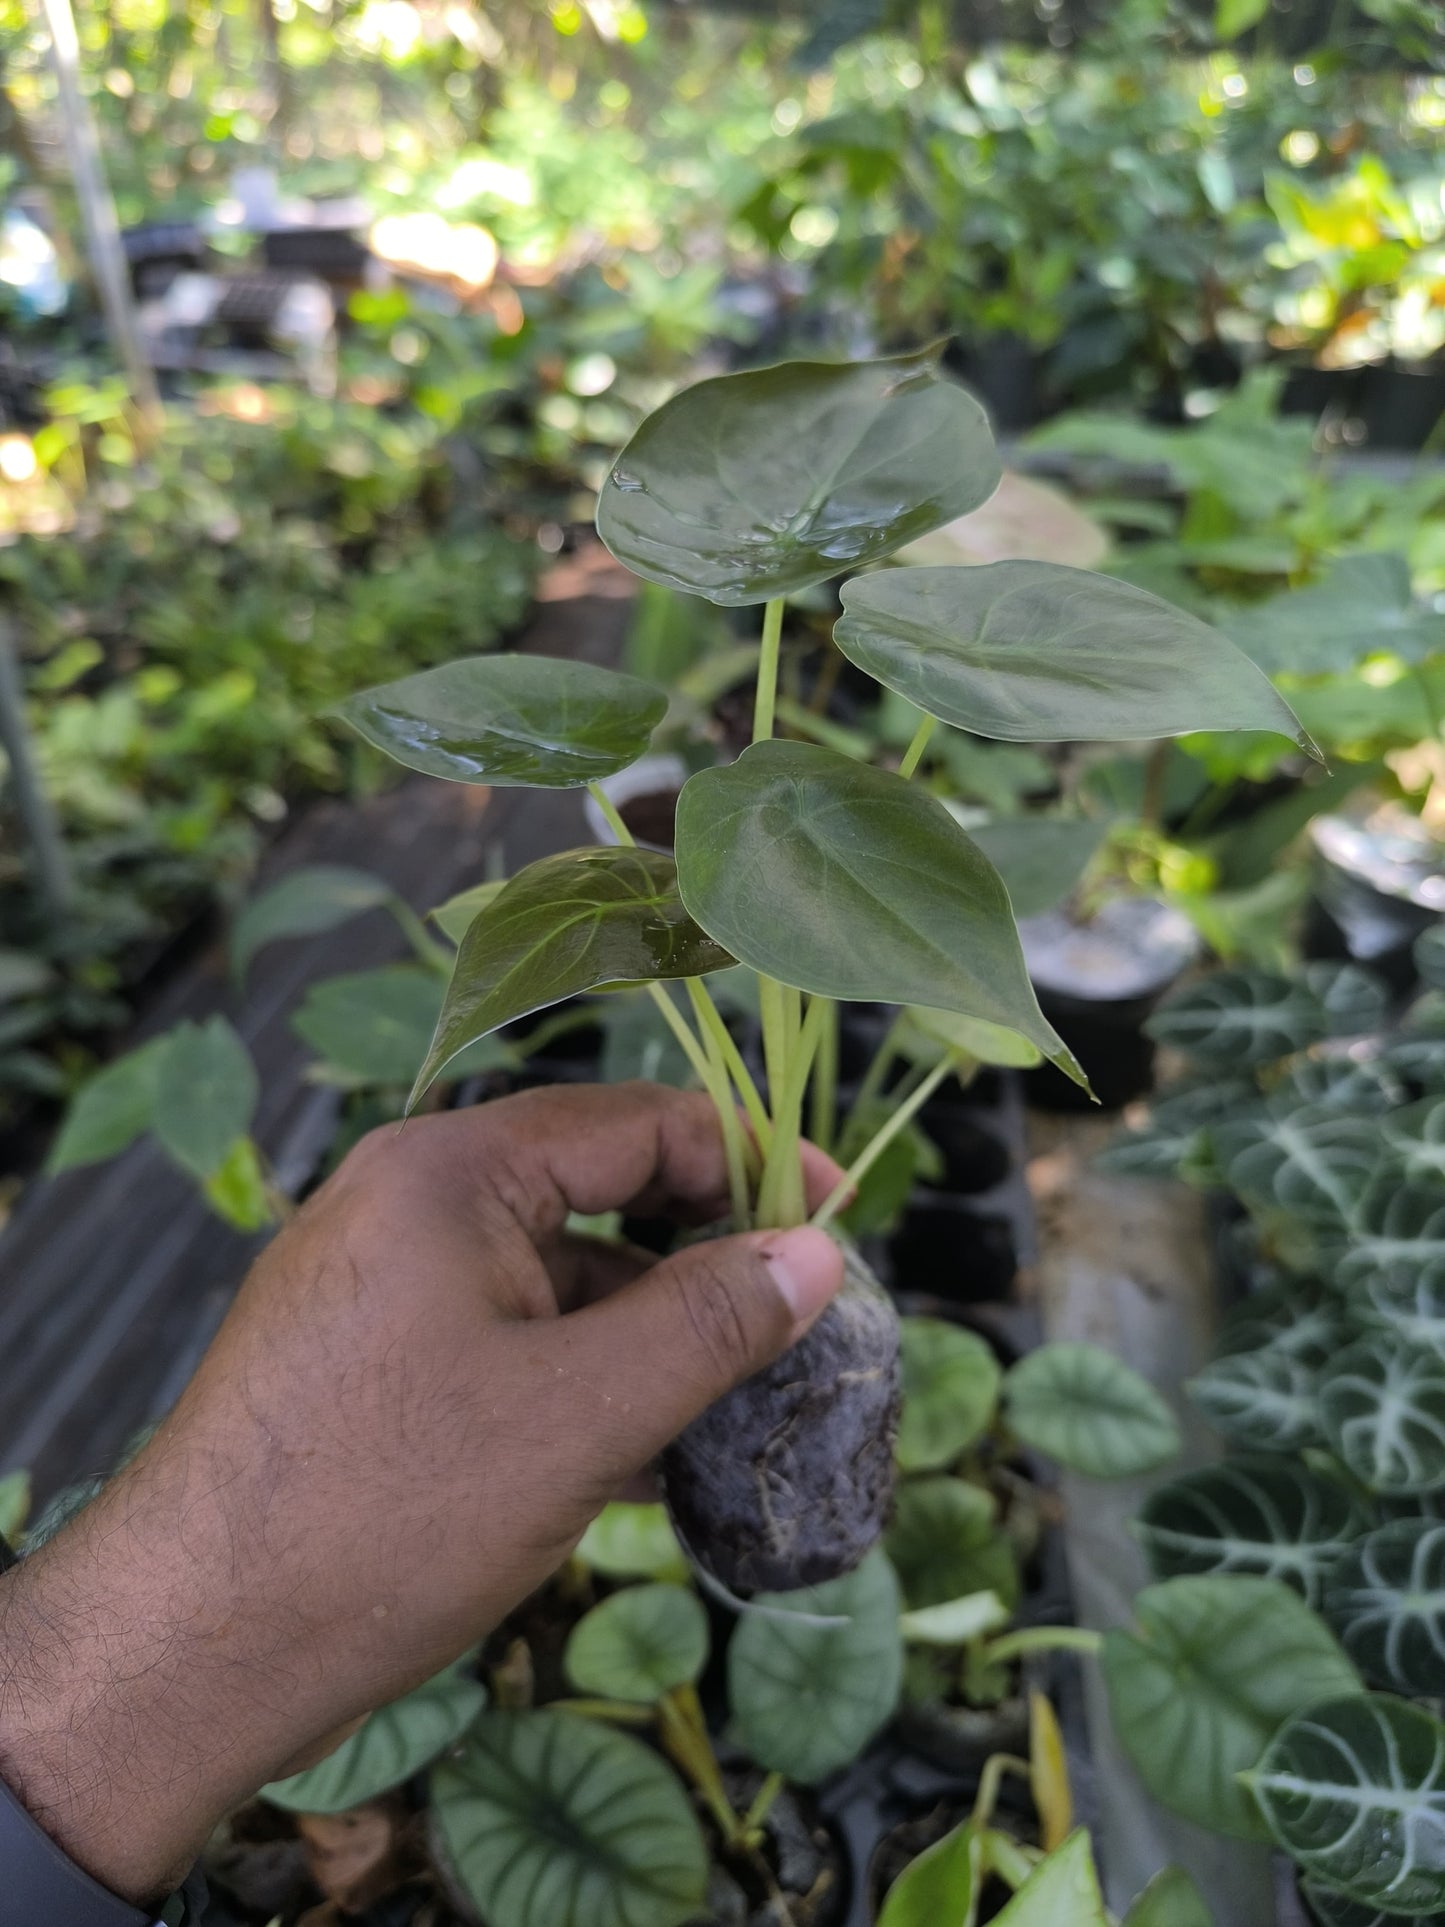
[0,1763,206,1926]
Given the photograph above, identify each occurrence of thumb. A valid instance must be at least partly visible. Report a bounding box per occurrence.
[547,1226,844,1471]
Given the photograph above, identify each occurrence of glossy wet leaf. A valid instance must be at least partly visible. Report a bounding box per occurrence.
[263,1658,487,1812]
[674,742,1084,1088]
[433,1710,707,1927]
[47,1036,169,1172]
[332,655,666,787]
[152,1017,258,1182]
[1004,1343,1181,1479]
[992,1830,1108,1926]
[1323,1521,1445,1698]
[409,848,732,1109]
[1103,1575,1359,1840]
[563,1584,708,1705]
[835,562,1314,752]
[1227,553,1445,676]
[1213,1105,1383,1230]
[231,865,395,981]
[1188,1347,1324,1453]
[877,1819,981,1927]
[1123,1867,1215,1927]
[727,1550,903,1783]
[1245,1695,1445,1915]
[1319,1338,1445,1496]
[895,1318,1003,1471]
[596,349,1001,605]
[885,1476,1018,1611]
[964,817,1109,920]
[1136,1458,1370,1605]
[574,1503,688,1583]
[1145,969,1330,1068]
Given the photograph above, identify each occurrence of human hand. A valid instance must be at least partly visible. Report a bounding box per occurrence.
[0,1083,846,1907]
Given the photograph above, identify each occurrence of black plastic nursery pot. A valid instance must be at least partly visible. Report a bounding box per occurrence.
[1304,812,1445,996]
[1016,898,1202,1113]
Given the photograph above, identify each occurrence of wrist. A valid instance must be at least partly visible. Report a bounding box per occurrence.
[0,1442,336,1905]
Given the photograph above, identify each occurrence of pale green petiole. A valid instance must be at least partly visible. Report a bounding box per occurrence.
[752,596,785,742]
[897,707,938,779]
[980,1626,1104,1667]
[812,1049,962,1230]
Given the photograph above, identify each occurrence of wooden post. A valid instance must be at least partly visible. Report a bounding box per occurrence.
[38,0,162,436]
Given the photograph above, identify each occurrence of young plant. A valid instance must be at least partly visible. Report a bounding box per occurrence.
[319,347,1305,1594]
[1102,933,1445,1918]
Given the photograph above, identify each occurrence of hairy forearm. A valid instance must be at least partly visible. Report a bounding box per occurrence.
[0,1437,330,1906]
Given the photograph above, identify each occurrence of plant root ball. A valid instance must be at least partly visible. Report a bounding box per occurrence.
[660,1244,900,1594]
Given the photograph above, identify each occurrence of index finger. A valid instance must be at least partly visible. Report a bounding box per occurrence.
[420,1081,848,1239]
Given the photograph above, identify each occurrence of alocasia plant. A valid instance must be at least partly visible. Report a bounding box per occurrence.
[1103,934,1445,1918]
[317,346,1305,1595]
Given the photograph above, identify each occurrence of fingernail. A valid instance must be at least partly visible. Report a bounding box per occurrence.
[761,1227,844,1329]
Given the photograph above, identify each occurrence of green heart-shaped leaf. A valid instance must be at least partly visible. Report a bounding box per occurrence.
[47,1037,170,1173]
[432,1710,707,1927]
[1096,1075,1258,1181]
[1301,1877,1434,1926]
[965,816,1109,920]
[877,1819,981,1927]
[332,655,666,787]
[1356,1274,1445,1360]
[262,1658,487,1812]
[409,848,732,1110]
[1213,1105,1384,1231]
[1103,1575,1359,1841]
[231,865,395,982]
[596,349,1001,605]
[1319,1337,1445,1497]
[1226,553,1445,675]
[1123,1867,1215,1927]
[431,879,508,946]
[152,1017,258,1182]
[895,1318,1003,1472]
[834,562,1315,753]
[1245,1695,1445,1915]
[674,742,1084,1088]
[726,1549,903,1783]
[293,965,510,1089]
[1004,1342,1181,1480]
[563,1584,709,1705]
[1305,961,1392,1038]
[1384,1096,1445,1180]
[1136,1458,1370,1605]
[574,1503,688,1583]
[1333,1177,1445,1294]
[1145,969,1330,1068]
[1188,1347,1324,1453]
[993,1831,1108,1925]
[1323,1520,1445,1698]
[885,1476,1017,1611]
